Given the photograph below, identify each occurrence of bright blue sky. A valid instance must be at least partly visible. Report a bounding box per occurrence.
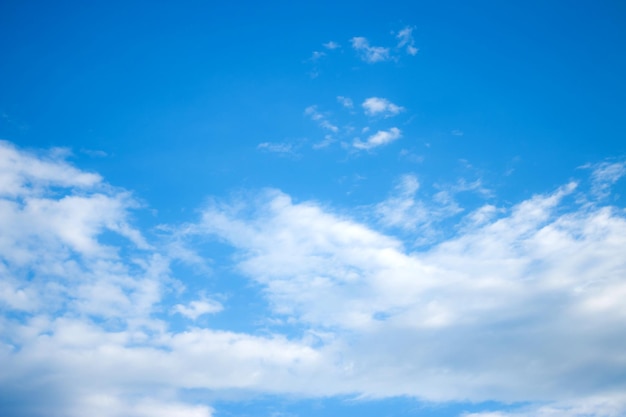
[1,1,626,417]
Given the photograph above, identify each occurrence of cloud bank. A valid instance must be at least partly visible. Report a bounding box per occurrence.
[1,141,626,417]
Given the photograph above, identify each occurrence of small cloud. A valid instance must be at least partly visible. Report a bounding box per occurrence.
[353,127,402,150]
[305,105,339,132]
[80,148,108,157]
[351,37,391,63]
[257,142,294,155]
[337,96,354,109]
[323,41,340,50]
[312,134,335,150]
[310,51,326,61]
[451,129,464,136]
[399,149,424,163]
[173,297,223,320]
[584,161,626,199]
[396,26,419,56]
[362,97,404,117]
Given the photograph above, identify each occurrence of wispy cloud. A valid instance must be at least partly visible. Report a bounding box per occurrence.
[312,134,335,150]
[350,27,418,63]
[374,174,490,244]
[353,127,401,150]
[396,26,418,56]
[309,50,326,61]
[586,161,626,199]
[305,105,339,132]
[323,41,340,50]
[257,141,296,155]
[174,296,223,320]
[351,37,392,63]
[337,95,354,109]
[375,174,428,229]
[362,97,404,117]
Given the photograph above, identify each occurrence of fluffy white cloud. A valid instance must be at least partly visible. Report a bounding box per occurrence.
[3,142,626,417]
[351,37,391,63]
[0,140,101,197]
[362,97,404,117]
[173,297,223,320]
[353,127,401,149]
[190,168,626,411]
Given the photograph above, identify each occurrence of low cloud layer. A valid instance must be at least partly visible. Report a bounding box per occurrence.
[1,141,626,416]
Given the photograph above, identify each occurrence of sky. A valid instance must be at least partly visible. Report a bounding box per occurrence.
[1,1,626,416]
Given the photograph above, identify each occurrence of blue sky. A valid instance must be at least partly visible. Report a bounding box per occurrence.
[1,1,626,416]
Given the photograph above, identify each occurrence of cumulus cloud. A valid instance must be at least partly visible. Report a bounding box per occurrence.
[3,141,626,417]
[362,97,404,117]
[323,41,340,50]
[353,127,402,149]
[351,37,391,63]
[191,175,626,411]
[0,140,101,197]
[173,296,223,320]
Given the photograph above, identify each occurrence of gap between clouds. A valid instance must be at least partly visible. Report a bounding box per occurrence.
[2,141,626,416]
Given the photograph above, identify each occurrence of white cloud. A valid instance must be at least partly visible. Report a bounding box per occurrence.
[68,396,215,417]
[374,175,491,245]
[337,95,354,109]
[305,105,339,133]
[323,41,340,50]
[353,127,401,149]
[257,142,295,155]
[3,141,626,417]
[309,51,326,61]
[464,395,626,417]
[351,37,391,63]
[375,174,430,232]
[312,134,335,150]
[396,26,418,56]
[362,97,404,117]
[351,27,418,63]
[191,177,626,409]
[174,297,223,320]
[587,161,626,199]
[0,140,101,197]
